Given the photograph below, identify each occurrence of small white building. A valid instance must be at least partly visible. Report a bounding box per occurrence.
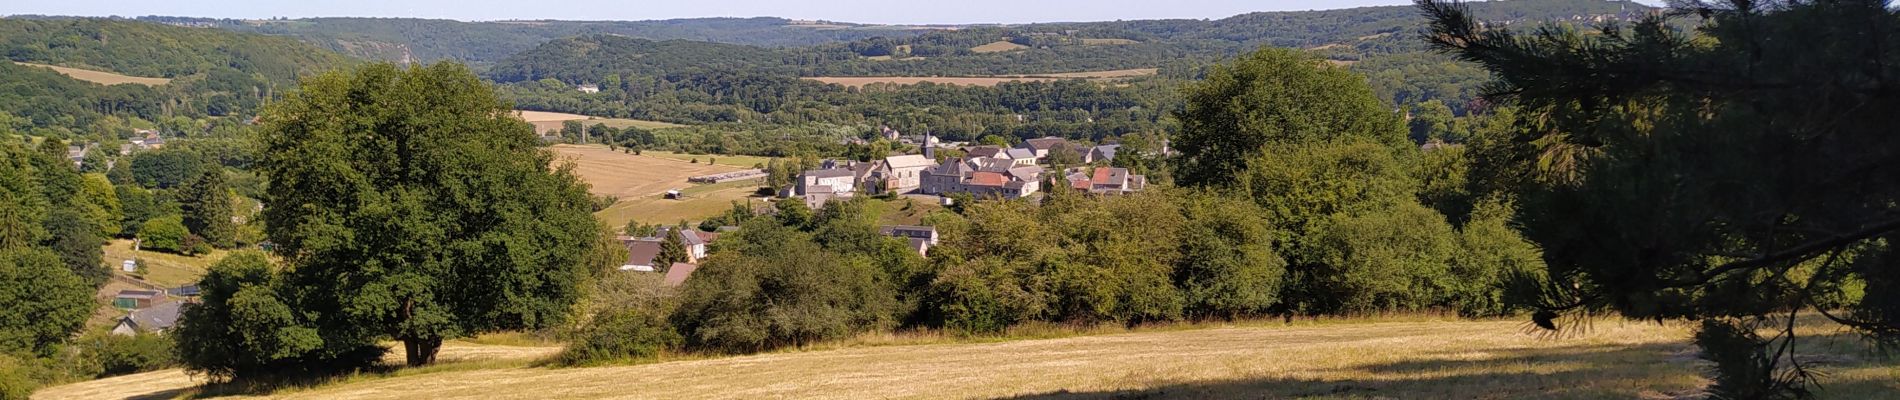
[577,84,601,93]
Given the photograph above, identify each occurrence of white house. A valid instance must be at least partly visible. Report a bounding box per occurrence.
[879,155,937,193]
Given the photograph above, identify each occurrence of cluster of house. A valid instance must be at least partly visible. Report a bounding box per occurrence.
[790,134,1146,205]
[62,129,168,169]
[617,226,718,286]
[109,283,198,336]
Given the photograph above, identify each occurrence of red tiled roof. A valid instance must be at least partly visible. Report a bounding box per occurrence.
[969,171,1008,186]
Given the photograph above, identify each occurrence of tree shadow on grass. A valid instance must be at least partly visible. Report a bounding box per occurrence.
[999,338,1898,400]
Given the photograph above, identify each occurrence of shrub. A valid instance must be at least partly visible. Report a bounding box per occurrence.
[558,307,681,366]
[0,355,37,400]
[73,331,176,377]
[670,220,894,353]
[136,216,190,254]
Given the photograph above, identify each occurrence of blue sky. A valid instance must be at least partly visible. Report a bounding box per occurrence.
[6,0,1450,25]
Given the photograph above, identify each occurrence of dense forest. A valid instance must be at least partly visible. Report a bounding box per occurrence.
[163,16,939,64]
[0,18,356,138]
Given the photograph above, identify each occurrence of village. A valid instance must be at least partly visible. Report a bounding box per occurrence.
[612,126,1152,283]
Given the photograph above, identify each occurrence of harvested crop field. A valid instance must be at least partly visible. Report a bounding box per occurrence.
[971,40,1030,53]
[38,317,1899,399]
[32,341,561,400]
[515,111,683,135]
[547,144,741,200]
[515,110,592,135]
[807,69,1157,88]
[15,62,171,86]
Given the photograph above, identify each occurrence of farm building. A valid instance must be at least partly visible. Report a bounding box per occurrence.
[620,241,663,272]
[112,301,186,336]
[113,290,161,309]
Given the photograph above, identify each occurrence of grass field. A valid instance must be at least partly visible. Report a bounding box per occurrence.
[14,62,172,86]
[101,239,227,288]
[972,40,1031,53]
[807,68,1158,88]
[36,316,1899,399]
[1081,38,1139,45]
[596,180,765,226]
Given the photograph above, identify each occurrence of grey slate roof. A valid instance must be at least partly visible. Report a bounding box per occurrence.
[804,168,855,179]
[1004,148,1036,160]
[124,301,186,332]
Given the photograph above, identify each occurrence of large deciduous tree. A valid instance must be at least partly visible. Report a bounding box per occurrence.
[1422,0,1900,395]
[256,63,602,367]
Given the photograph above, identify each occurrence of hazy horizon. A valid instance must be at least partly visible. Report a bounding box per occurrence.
[0,0,1657,25]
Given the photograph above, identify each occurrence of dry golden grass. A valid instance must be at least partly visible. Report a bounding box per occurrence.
[971,40,1030,53]
[1028,68,1158,79]
[591,118,684,130]
[636,151,773,169]
[514,111,683,135]
[807,69,1157,88]
[35,316,1900,399]
[15,62,172,86]
[547,144,741,200]
[808,76,1061,88]
[31,341,562,400]
[546,144,764,226]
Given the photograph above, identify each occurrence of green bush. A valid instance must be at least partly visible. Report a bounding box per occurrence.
[558,307,681,366]
[0,355,36,400]
[670,220,894,353]
[73,331,176,377]
[136,216,190,254]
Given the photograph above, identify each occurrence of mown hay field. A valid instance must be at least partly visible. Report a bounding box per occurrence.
[37,317,1900,399]
[15,62,172,86]
[547,144,740,200]
[546,144,764,226]
[514,111,681,135]
[971,40,1030,53]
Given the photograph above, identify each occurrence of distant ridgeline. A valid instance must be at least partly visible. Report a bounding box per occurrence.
[0,0,1651,147]
[0,17,355,133]
[475,0,1651,148]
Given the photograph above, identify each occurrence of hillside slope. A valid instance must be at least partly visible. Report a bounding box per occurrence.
[0,18,354,85]
[34,318,1900,399]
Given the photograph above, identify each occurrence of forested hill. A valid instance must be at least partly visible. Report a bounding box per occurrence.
[0,18,355,85]
[0,18,356,133]
[485,35,811,84]
[1031,0,1648,49]
[149,0,1645,66]
[170,17,938,64]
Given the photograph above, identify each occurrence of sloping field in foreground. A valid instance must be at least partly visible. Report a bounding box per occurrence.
[38,318,1900,399]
